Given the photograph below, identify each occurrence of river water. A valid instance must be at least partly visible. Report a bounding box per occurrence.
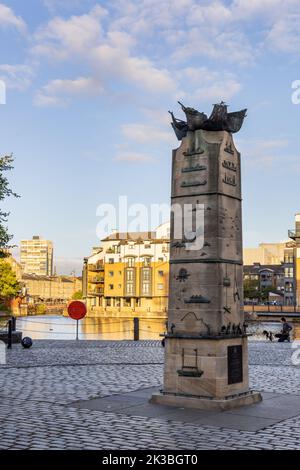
[15,315,166,340]
[1,315,299,341]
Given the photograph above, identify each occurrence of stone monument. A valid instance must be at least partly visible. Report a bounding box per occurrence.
[151,102,262,410]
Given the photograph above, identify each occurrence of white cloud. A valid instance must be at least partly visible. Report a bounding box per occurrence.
[32,5,107,60]
[179,67,242,103]
[34,76,104,107]
[29,1,300,111]
[0,64,34,90]
[141,107,171,126]
[91,43,177,94]
[111,0,254,65]
[43,0,92,14]
[0,3,26,32]
[32,6,178,97]
[173,27,254,65]
[239,138,289,167]
[122,123,173,144]
[231,0,298,20]
[115,151,154,163]
[186,1,232,25]
[267,13,300,53]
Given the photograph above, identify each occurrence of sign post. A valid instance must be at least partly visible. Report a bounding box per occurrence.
[67,301,87,341]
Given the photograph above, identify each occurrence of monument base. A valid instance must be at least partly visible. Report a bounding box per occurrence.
[150,390,262,411]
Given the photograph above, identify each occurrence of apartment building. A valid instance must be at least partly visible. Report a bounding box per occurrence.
[20,236,53,276]
[22,274,82,303]
[83,223,170,314]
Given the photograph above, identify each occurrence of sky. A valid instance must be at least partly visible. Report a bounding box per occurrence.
[0,0,300,275]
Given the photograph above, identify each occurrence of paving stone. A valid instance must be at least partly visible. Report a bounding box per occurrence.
[1,340,300,450]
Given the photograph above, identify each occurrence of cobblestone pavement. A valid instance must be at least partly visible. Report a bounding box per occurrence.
[0,340,299,450]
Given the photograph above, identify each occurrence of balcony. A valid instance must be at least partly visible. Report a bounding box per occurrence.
[288,230,296,240]
[88,263,104,272]
[88,287,104,296]
[90,277,104,283]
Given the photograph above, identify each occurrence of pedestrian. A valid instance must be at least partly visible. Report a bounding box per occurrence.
[275,317,293,342]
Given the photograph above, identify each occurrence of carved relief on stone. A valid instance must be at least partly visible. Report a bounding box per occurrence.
[182,164,206,173]
[181,180,207,187]
[222,160,237,172]
[224,141,235,155]
[220,322,243,336]
[180,312,211,336]
[184,295,210,304]
[177,348,203,377]
[223,174,236,186]
[171,241,186,248]
[176,268,190,282]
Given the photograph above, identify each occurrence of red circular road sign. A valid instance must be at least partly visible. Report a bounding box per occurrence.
[68,301,87,320]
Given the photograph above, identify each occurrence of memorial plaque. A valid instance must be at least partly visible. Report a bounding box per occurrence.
[228,345,243,384]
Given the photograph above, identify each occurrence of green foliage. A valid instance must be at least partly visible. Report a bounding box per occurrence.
[72,291,83,300]
[0,154,19,256]
[243,278,259,299]
[243,278,278,302]
[0,259,20,299]
[35,304,46,315]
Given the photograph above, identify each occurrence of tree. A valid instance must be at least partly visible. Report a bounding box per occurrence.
[243,278,259,300]
[0,154,19,257]
[72,291,83,300]
[0,259,20,299]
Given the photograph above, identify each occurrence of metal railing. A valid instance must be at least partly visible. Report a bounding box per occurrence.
[244,304,300,313]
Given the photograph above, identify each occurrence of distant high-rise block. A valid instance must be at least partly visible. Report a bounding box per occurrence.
[20,236,53,276]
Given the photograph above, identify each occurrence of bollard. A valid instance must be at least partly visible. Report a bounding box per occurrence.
[11,316,16,332]
[7,320,12,350]
[133,317,139,341]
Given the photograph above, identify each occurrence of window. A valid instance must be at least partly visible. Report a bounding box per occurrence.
[126,269,134,281]
[109,284,114,290]
[118,284,122,289]
[158,270,164,276]
[144,244,151,249]
[142,283,150,294]
[142,268,150,281]
[126,283,134,294]
[285,267,294,278]
[109,258,114,264]
[127,257,135,267]
[285,282,293,293]
[141,267,151,295]
[157,283,164,290]
[143,258,151,267]
[109,271,114,277]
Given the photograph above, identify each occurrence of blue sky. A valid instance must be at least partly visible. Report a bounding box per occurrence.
[0,0,300,274]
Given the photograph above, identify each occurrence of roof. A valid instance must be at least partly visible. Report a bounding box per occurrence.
[22,274,79,283]
[102,231,156,242]
[243,264,284,275]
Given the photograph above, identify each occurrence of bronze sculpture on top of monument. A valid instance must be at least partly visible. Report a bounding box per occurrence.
[169,101,247,140]
[150,101,262,411]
